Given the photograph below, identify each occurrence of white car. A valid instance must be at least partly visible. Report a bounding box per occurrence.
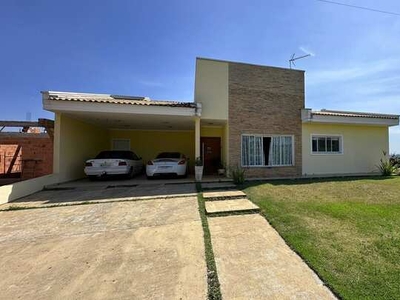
[146,152,188,179]
[84,150,143,180]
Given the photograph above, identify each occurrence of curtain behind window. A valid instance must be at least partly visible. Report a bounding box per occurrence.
[269,136,292,166]
[243,135,292,166]
[242,135,262,166]
[282,136,293,165]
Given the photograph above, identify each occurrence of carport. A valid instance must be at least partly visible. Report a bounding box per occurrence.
[42,91,208,183]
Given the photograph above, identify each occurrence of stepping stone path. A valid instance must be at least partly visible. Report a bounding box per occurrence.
[201,182,336,299]
[203,188,259,215]
[205,199,259,214]
[203,190,247,201]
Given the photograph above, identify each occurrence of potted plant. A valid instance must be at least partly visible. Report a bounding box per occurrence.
[217,161,225,176]
[195,157,204,181]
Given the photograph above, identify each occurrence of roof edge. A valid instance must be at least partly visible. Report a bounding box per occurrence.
[319,109,400,118]
[41,90,193,104]
[302,108,399,126]
[196,57,305,73]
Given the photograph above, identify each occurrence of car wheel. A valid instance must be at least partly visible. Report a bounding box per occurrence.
[126,167,134,179]
[88,175,97,181]
[146,175,153,180]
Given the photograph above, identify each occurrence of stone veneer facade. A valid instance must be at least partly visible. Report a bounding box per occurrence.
[228,62,304,178]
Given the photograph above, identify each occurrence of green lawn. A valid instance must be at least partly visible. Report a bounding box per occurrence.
[243,176,400,300]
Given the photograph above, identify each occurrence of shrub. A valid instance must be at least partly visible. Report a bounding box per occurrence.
[230,165,246,185]
[377,151,398,176]
[389,153,400,168]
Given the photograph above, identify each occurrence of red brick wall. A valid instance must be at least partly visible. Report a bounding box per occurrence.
[0,133,53,180]
[0,144,22,174]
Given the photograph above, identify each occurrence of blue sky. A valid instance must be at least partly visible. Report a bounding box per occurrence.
[1,0,399,152]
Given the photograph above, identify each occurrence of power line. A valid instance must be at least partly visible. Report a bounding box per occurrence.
[316,0,400,16]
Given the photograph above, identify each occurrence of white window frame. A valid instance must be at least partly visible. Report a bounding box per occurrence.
[310,134,343,155]
[111,139,131,151]
[241,134,295,167]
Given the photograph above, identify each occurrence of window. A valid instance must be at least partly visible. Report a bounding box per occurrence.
[112,139,130,151]
[241,135,293,167]
[156,152,183,159]
[95,150,138,160]
[312,136,342,154]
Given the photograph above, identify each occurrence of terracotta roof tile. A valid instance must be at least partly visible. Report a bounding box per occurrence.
[46,92,196,108]
[312,110,399,120]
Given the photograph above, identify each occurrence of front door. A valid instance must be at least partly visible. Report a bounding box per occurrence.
[200,137,221,175]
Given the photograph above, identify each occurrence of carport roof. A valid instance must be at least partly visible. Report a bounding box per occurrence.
[42,91,197,108]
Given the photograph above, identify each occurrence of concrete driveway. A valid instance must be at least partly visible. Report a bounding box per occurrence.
[0,195,206,299]
[1,178,197,209]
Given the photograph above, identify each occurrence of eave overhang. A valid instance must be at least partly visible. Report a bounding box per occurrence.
[301,109,399,127]
[42,91,202,117]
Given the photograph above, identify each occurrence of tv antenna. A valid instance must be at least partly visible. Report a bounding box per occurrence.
[289,53,311,69]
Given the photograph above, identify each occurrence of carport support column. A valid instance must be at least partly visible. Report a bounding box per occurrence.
[195,117,201,159]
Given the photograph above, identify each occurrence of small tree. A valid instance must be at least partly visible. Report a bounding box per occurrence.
[389,153,400,168]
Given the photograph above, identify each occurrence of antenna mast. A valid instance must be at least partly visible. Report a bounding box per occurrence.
[289,53,311,69]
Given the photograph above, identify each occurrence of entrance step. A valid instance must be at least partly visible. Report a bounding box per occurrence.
[201,182,236,190]
[205,199,259,215]
[203,190,246,201]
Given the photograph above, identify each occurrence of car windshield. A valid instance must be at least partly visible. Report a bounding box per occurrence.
[156,152,181,159]
[95,151,133,159]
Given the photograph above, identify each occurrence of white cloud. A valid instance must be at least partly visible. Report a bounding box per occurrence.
[353,97,400,109]
[306,58,400,86]
[299,46,315,57]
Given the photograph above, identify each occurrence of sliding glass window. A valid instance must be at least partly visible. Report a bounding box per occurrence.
[241,135,293,167]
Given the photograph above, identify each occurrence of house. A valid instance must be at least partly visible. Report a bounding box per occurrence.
[41,57,399,182]
[0,119,54,185]
[2,57,399,203]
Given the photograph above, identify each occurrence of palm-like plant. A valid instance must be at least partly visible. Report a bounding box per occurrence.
[377,151,398,176]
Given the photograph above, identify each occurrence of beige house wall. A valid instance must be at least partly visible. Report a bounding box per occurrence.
[109,129,195,168]
[194,58,229,120]
[55,114,109,182]
[302,123,388,175]
[0,174,59,204]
